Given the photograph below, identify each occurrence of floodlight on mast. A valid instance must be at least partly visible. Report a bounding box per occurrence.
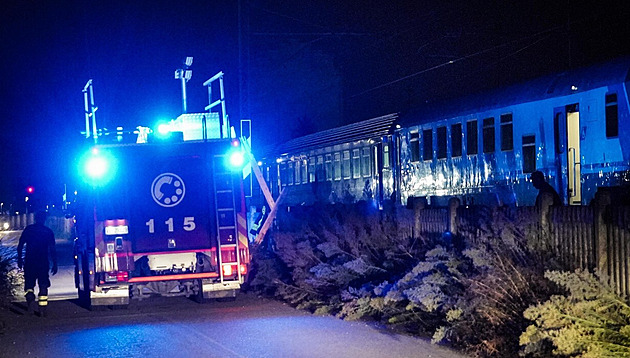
[175,56,193,113]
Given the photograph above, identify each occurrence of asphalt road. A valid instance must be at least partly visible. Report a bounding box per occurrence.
[0,230,469,358]
[0,294,468,358]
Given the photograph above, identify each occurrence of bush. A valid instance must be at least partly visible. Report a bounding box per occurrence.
[521,269,630,357]
[251,202,423,313]
[435,207,557,357]
[249,203,558,357]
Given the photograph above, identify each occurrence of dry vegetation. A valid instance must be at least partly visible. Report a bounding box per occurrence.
[248,201,630,357]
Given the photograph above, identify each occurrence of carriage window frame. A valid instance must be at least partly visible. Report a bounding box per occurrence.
[437,126,447,159]
[483,117,495,153]
[451,123,462,158]
[308,157,315,183]
[301,158,308,184]
[522,134,536,174]
[606,93,619,138]
[294,160,301,185]
[325,154,333,181]
[316,155,324,182]
[342,150,351,179]
[280,163,288,187]
[352,149,361,178]
[409,131,420,162]
[383,143,390,168]
[423,128,433,161]
[361,147,371,177]
[288,161,295,185]
[333,152,341,180]
[500,113,514,151]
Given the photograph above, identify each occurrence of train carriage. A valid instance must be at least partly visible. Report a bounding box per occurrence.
[262,58,630,209]
[260,114,398,207]
[397,57,630,206]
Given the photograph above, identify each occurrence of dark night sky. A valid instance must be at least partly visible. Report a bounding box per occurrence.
[1,0,629,209]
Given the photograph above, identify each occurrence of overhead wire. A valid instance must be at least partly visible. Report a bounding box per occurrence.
[347,18,584,100]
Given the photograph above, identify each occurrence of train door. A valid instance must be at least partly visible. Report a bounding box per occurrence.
[554,104,581,205]
[566,105,581,205]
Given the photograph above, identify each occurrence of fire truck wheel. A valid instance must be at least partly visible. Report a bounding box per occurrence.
[192,279,205,304]
[78,288,91,310]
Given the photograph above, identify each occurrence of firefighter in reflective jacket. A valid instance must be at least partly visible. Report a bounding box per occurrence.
[17,211,57,316]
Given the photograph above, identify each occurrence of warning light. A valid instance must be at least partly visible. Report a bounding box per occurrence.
[229,151,245,168]
[26,186,34,194]
[86,155,109,179]
[225,140,246,170]
[79,148,117,185]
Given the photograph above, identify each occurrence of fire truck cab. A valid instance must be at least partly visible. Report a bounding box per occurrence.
[74,137,250,307]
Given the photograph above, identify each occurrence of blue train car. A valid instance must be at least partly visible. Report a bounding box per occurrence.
[397,57,630,206]
[260,114,398,207]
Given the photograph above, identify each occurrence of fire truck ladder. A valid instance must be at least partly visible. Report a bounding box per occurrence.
[212,154,242,284]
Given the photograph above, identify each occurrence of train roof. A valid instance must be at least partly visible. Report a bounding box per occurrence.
[399,57,630,127]
[274,113,398,156]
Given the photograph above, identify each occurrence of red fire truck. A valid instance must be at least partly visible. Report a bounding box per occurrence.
[73,137,250,307]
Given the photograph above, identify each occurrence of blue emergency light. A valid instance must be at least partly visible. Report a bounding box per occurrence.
[229,150,245,168]
[226,139,246,170]
[79,148,117,185]
[86,155,108,178]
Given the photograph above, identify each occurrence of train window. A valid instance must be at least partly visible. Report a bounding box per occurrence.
[606,93,618,138]
[500,113,513,151]
[352,149,361,178]
[295,161,302,185]
[410,132,420,162]
[483,117,495,153]
[423,129,433,161]
[451,123,462,157]
[437,126,447,159]
[280,163,288,187]
[466,120,478,155]
[334,152,341,180]
[308,157,315,183]
[301,159,308,184]
[361,148,371,176]
[522,135,536,174]
[288,162,295,185]
[342,151,351,179]
[325,154,333,181]
[317,155,324,182]
[383,144,390,168]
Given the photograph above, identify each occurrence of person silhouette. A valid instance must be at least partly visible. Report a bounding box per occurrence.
[530,171,562,207]
[17,211,57,316]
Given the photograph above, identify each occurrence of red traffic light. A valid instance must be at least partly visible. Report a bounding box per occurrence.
[26,186,34,194]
